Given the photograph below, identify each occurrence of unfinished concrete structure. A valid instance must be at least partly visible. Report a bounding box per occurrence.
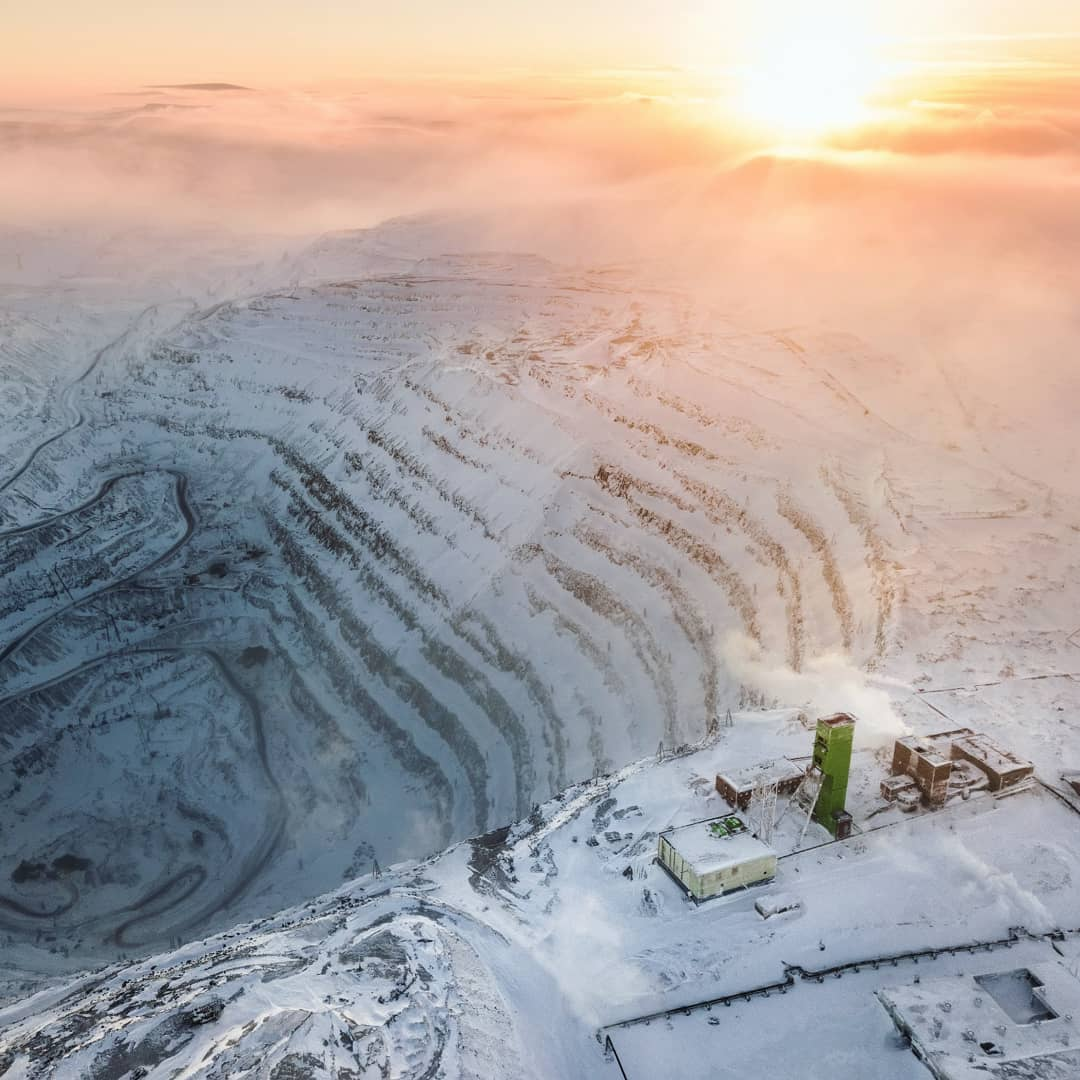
[878,963,1080,1078]
[657,816,776,902]
[884,729,1034,810]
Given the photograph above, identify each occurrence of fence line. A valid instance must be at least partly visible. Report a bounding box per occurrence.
[599,926,1077,1078]
[600,925,1074,1034]
[603,1035,629,1080]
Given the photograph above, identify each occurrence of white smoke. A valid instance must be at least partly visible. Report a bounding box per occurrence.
[721,631,910,748]
[533,884,651,1028]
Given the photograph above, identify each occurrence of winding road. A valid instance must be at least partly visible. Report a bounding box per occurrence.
[0,640,288,950]
[0,304,160,496]
[0,298,288,949]
[0,470,196,669]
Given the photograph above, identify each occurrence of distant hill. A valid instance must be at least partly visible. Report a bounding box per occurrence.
[146,82,253,91]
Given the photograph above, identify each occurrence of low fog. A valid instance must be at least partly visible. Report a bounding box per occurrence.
[4,79,1079,457]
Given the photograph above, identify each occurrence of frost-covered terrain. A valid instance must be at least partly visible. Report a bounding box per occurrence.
[1,211,1079,1078]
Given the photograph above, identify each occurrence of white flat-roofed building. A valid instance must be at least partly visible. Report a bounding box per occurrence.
[657,815,777,901]
[878,962,1080,1079]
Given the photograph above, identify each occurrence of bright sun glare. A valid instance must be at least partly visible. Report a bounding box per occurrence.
[735,35,880,140]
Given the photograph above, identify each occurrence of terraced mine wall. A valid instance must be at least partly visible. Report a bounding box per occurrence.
[0,259,900,963]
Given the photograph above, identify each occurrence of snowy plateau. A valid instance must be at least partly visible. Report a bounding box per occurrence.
[1,216,1079,1080]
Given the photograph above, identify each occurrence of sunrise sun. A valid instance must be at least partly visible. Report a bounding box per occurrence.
[734,35,880,139]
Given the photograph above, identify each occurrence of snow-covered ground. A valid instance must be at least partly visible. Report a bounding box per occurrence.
[1,211,1079,1077]
[1,716,1078,1077]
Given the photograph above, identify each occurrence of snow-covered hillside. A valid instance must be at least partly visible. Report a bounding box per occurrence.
[2,214,1079,1078]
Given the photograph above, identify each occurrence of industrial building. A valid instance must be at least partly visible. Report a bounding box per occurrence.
[657,815,776,902]
[878,963,1080,1078]
[715,758,806,809]
[890,732,956,809]
[884,729,1034,810]
[712,714,856,845]
[951,732,1034,792]
[811,713,855,836]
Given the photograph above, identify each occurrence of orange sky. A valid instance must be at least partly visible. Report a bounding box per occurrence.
[4,0,1080,100]
[3,0,1080,240]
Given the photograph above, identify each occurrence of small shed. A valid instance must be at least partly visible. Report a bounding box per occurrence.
[657,816,776,902]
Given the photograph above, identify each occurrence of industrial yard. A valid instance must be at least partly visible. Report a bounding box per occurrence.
[596,701,1080,1079]
[5,690,1080,1079]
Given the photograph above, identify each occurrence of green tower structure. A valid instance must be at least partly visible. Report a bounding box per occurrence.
[812,713,855,836]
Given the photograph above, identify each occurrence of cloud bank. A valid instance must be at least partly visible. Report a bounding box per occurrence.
[2,72,1078,502]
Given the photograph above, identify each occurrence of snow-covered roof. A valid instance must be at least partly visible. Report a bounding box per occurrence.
[662,818,775,875]
[716,757,806,789]
[896,733,953,767]
[953,732,1032,773]
[879,962,1080,1078]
